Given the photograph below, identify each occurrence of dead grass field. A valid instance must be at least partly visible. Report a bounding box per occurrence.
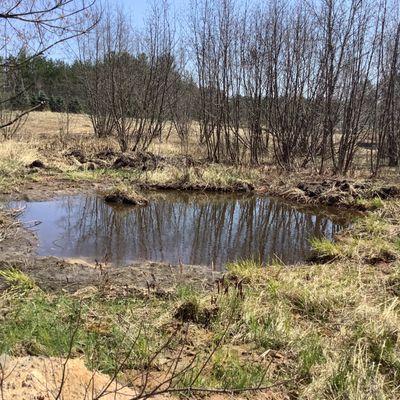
[18,111,203,158]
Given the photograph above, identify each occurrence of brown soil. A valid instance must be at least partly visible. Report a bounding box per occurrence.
[103,188,148,206]
[0,175,105,202]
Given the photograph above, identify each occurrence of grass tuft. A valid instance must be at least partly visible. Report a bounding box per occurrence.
[0,268,37,293]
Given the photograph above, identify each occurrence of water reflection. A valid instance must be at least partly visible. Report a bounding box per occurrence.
[15,192,349,267]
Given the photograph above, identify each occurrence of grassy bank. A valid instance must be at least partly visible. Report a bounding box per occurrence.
[1,201,399,398]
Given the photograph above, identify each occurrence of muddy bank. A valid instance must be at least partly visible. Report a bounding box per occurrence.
[0,257,220,298]
[0,208,37,261]
[139,181,254,193]
[0,207,220,298]
[260,177,400,210]
[0,176,104,202]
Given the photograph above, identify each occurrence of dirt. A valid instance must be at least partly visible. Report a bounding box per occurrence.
[0,355,144,400]
[63,148,196,173]
[0,257,220,298]
[0,209,37,262]
[0,176,103,202]
[28,160,46,169]
[174,300,219,327]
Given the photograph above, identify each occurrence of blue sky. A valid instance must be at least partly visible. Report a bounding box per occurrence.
[115,0,189,28]
[51,0,189,60]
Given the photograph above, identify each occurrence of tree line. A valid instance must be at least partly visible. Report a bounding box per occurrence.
[1,0,400,175]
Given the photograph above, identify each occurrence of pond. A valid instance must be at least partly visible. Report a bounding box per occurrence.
[12,192,351,268]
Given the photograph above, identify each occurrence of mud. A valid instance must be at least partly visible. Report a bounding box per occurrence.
[0,209,37,262]
[0,257,219,298]
[0,176,110,202]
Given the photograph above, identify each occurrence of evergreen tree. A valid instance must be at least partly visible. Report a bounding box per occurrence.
[30,91,48,111]
[49,96,65,112]
[67,98,82,114]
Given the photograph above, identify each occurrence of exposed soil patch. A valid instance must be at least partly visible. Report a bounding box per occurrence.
[0,208,37,262]
[365,249,397,265]
[0,355,140,400]
[112,151,165,171]
[174,301,219,327]
[0,176,111,202]
[0,257,220,298]
[27,159,46,169]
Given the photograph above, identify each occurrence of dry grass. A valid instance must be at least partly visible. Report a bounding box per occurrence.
[2,111,400,198]
[0,140,40,191]
[22,111,93,138]
[17,111,203,158]
[0,111,266,193]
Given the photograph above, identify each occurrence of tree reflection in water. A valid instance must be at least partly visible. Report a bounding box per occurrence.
[18,192,349,268]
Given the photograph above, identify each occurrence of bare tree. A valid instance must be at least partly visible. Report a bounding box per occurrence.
[0,0,98,132]
[372,0,400,173]
[81,1,177,152]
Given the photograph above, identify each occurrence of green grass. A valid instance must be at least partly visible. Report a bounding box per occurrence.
[0,268,36,293]
[0,287,170,374]
[310,237,342,259]
[355,197,384,210]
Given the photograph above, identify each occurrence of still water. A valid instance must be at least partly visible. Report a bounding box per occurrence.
[13,192,351,267]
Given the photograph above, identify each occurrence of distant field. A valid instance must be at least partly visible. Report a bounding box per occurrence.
[18,111,203,159]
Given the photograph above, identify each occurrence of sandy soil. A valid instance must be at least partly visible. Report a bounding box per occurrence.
[0,355,139,400]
